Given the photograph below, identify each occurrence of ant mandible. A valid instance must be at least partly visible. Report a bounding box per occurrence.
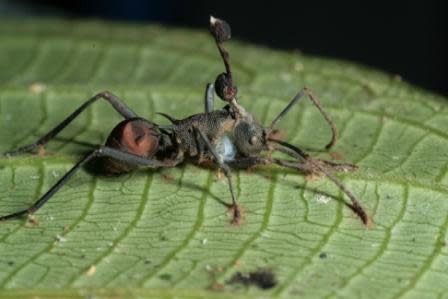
[0,16,369,225]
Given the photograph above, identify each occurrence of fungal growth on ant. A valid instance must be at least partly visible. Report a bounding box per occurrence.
[0,16,369,225]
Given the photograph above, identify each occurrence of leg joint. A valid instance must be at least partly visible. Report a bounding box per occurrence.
[97,90,113,99]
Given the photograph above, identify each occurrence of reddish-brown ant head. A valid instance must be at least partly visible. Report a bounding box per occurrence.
[106,118,159,157]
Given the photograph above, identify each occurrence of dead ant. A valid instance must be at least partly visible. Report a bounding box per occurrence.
[0,16,368,225]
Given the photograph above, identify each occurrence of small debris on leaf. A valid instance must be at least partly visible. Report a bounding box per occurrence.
[227,268,277,290]
[26,215,39,227]
[29,82,46,94]
[85,265,96,276]
[316,193,332,204]
[55,234,67,242]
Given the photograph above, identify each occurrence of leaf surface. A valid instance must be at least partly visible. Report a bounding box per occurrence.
[0,19,447,299]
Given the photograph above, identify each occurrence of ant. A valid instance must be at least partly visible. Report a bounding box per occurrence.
[0,16,368,225]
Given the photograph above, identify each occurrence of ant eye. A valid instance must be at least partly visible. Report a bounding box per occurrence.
[249,136,257,145]
[215,73,237,101]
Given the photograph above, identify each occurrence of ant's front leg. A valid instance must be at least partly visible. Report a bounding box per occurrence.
[228,156,311,172]
[228,156,355,174]
[193,127,241,224]
[0,146,172,221]
[229,155,367,224]
[271,139,368,224]
[313,158,358,172]
[3,91,137,157]
[269,87,338,150]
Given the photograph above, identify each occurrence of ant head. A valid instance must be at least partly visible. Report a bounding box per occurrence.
[234,121,267,156]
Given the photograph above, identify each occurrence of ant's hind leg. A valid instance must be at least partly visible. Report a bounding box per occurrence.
[193,127,241,224]
[0,146,169,221]
[204,83,215,113]
[4,91,137,157]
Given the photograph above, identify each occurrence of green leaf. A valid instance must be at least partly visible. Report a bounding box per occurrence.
[0,18,447,299]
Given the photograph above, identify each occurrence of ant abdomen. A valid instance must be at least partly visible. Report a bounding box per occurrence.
[101,118,160,174]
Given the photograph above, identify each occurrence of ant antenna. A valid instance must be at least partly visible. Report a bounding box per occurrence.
[210,16,237,102]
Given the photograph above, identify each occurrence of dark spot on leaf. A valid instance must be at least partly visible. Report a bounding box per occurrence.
[227,269,277,290]
[7,261,14,266]
[144,259,151,264]
[319,252,327,259]
[159,273,172,281]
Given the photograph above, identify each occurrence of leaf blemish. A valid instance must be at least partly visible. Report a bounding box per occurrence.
[316,193,332,204]
[0,17,446,297]
[85,265,96,276]
[227,268,277,290]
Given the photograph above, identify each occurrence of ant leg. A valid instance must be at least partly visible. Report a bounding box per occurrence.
[230,155,368,224]
[228,156,311,172]
[235,152,357,173]
[269,87,338,149]
[229,156,354,176]
[193,127,240,223]
[4,91,137,157]
[269,139,368,225]
[314,159,358,172]
[204,83,215,113]
[0,146,171,221]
